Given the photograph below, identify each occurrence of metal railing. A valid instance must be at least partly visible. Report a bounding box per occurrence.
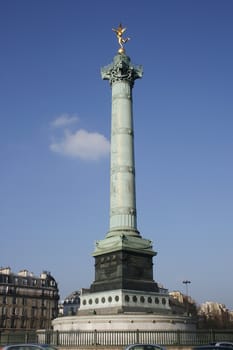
[1,329,233,347]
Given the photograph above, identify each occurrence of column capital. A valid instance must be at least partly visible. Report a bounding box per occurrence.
[101,53,143,86]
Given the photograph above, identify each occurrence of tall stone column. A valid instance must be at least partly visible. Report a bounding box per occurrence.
[93,35,156,253]
[90,26,158,297]
[102,53,142,238]
[93,51,156,257]
[54,26,176,320]
[90,51,157,293]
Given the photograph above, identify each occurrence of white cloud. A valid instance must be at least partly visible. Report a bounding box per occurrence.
[50,129,110,160]
[51,114,79,128]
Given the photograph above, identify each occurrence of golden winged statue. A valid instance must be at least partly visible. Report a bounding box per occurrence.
[112,23,130,53]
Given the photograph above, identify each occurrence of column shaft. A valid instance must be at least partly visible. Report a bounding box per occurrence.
[109,80,137,233]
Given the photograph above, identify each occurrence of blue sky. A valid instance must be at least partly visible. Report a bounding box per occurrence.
[1,0,233,310]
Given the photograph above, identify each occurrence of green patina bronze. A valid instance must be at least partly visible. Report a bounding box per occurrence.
[93,51,156,257]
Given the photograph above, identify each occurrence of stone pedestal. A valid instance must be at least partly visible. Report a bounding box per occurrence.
[53,313,196,331]
[90,249,159,293]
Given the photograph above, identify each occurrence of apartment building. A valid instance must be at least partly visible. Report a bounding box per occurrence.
[0,267,59,330]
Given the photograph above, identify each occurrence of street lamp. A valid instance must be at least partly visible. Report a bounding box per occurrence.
[182,280,191,315]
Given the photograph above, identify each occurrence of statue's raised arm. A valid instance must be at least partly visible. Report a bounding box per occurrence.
[112,23,130,54]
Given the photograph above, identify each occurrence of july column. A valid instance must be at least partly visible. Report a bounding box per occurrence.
[101,53,143,238]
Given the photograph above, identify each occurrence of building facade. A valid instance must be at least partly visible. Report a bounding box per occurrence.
[63,290,80,316]
[0,267,59,330]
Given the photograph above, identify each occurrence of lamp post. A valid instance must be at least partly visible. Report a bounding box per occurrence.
[182,280,191,315]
